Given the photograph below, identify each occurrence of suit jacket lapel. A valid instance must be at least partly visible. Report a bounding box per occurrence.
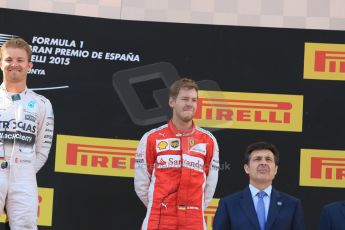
[265,188,282,230]
[240,187,260,229]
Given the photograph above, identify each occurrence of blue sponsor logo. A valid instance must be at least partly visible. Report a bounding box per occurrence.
[28,101,35,109]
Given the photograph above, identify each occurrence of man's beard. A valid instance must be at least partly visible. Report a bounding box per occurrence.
[178,112,194,123]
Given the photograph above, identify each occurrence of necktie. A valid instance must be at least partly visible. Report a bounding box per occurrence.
[256,191,266,230]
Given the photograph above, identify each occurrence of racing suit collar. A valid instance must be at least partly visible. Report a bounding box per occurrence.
[168,120,195,137]
[1,83,28,95]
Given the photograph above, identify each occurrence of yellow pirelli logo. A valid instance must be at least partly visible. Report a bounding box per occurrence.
[300,149,345,188]
[0,187,54,226]
[55,135,138,177]
[304,43,345,80]
[204,198,219,230]
[194,91,303,132]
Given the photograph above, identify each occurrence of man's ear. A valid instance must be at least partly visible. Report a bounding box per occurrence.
[28,61,33,70]
[274,165,278,175]
[244,164,249,174]
[169,96,175,108]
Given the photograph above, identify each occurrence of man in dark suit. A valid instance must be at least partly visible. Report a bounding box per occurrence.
[213,141,305,230]
[319,200,345,230]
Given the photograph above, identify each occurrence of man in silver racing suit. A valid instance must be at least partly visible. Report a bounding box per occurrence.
[0,37,54,230]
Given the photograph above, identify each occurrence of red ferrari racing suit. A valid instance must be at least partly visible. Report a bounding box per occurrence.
[134,120,219,230]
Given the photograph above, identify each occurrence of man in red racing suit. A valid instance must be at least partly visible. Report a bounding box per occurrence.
[134,78,219,230]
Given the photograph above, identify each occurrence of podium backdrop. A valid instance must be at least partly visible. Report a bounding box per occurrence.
[1,8,345,230]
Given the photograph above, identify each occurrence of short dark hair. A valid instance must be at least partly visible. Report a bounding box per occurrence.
[244,141,279,165]
[169,78,199,99]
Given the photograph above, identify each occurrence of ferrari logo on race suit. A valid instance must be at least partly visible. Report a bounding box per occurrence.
[189,138,195,147]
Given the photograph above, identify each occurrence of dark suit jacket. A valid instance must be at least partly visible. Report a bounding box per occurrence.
[213,186,305,230]
[319,201,345,230]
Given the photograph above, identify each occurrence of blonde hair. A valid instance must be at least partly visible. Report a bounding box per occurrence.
[0,37,32,61]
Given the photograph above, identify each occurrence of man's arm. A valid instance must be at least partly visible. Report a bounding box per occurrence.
[204,134,219,208]
[213,198,231,230]
[134,133,153,207]
[34,98,54,173]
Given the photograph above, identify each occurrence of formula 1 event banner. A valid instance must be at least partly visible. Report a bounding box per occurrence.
[1,7,345,230]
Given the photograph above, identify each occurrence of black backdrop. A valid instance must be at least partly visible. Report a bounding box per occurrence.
[1,7,345,230]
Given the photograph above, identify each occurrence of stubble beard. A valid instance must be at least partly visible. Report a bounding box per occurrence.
[177,111,194,123]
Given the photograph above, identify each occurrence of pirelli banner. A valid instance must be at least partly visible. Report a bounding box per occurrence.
[1,8,345,230]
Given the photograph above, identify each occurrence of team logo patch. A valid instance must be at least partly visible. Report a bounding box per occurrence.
[189,138,195,147]
[158,158,167,166]
[170,140,179,149]
[28,100,36,109]
[157,141,168,151]
[156,138,180,152]
[190,143,207,155]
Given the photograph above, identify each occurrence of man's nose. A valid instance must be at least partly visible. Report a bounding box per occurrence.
[10,62,19,67]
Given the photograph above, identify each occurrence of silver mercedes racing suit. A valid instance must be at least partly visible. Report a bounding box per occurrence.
[0,84,54,230]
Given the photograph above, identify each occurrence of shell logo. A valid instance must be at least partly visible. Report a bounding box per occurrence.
[157,141,168,150]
